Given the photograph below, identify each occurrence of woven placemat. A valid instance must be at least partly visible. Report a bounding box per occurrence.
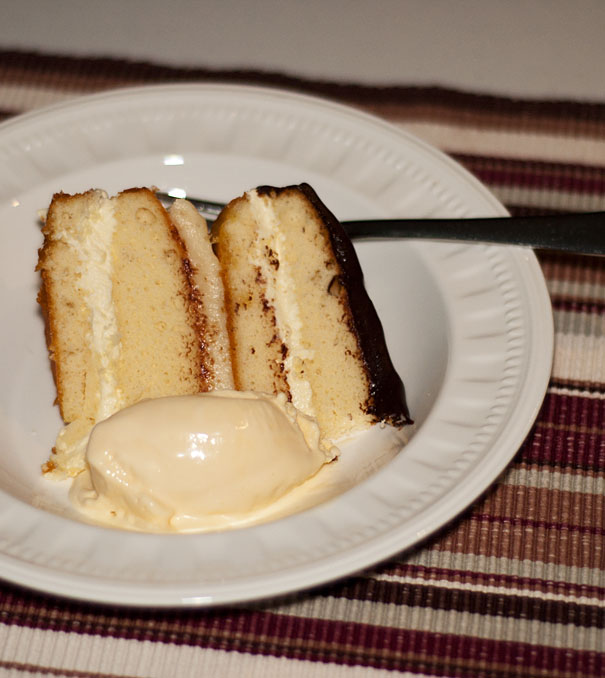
[0,50,603,678]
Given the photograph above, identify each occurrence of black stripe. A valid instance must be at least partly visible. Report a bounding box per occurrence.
[2,49,605,119]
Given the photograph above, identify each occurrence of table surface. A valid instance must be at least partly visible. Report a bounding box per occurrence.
[0,6,604,677]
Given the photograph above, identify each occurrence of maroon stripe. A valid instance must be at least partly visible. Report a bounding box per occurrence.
[0,108,17,120]
[466,512,605,540]
[522,434,605,472]
[521,432,605,473]
[536,391,605,433]
[329,577,605,629]
[453,160,605,196]
[473,166,605,195]
[454,153,605,183]
[539,249,605,268]
[517,393,605,472]
[538,249,605,287]
[551,296,605,314]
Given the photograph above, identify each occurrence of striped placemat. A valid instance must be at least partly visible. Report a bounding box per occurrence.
[0,51,603,678]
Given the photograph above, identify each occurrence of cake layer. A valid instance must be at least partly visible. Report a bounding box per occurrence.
[212,183,411,441]
[37,189,118,427]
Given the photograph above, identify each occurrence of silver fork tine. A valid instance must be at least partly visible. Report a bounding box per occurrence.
[156,191,224,223]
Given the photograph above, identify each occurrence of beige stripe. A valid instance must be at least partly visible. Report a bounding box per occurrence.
[272,595,603,653]
[489,185,605,212]
[502,465,605,495]
[407,549,604,590]
[370,572,605,608]
[405,549,603,600]
[399,121,605,166]
[552,332,605,382]
[0,83,79,112]
[0,624,400,678]
[548,385,605,400]
[554,309,605,338]
[547,279,605,303]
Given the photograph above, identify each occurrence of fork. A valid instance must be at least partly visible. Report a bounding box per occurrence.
[156,192,605,256]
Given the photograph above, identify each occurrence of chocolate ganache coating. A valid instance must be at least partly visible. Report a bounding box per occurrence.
[256,183,413,427]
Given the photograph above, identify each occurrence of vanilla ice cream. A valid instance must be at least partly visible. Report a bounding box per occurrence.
[69,390,337,532]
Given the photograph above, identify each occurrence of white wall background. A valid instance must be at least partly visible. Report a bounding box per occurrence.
[3,0,605,100]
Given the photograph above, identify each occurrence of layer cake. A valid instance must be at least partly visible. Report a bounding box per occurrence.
[211,183,411,441]
[37,188,233,476]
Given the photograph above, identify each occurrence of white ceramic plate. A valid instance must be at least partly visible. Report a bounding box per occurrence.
[0,84,552,607]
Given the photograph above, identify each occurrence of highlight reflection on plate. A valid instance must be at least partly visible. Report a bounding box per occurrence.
[0,84,552,607]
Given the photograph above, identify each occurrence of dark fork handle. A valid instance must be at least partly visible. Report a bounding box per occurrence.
[344,212,605,255]
[157,193,605,255]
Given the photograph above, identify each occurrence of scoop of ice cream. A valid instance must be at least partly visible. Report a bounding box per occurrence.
[69,390,336,532]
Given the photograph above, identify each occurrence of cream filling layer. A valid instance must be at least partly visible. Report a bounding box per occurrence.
[247,190,315,416]
[53,191,123,474]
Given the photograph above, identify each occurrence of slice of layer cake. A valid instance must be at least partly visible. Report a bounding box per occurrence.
[37,188,233,477]
[211,183,412,442]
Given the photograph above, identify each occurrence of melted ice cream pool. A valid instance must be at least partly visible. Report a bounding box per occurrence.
[70,390,338,532]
